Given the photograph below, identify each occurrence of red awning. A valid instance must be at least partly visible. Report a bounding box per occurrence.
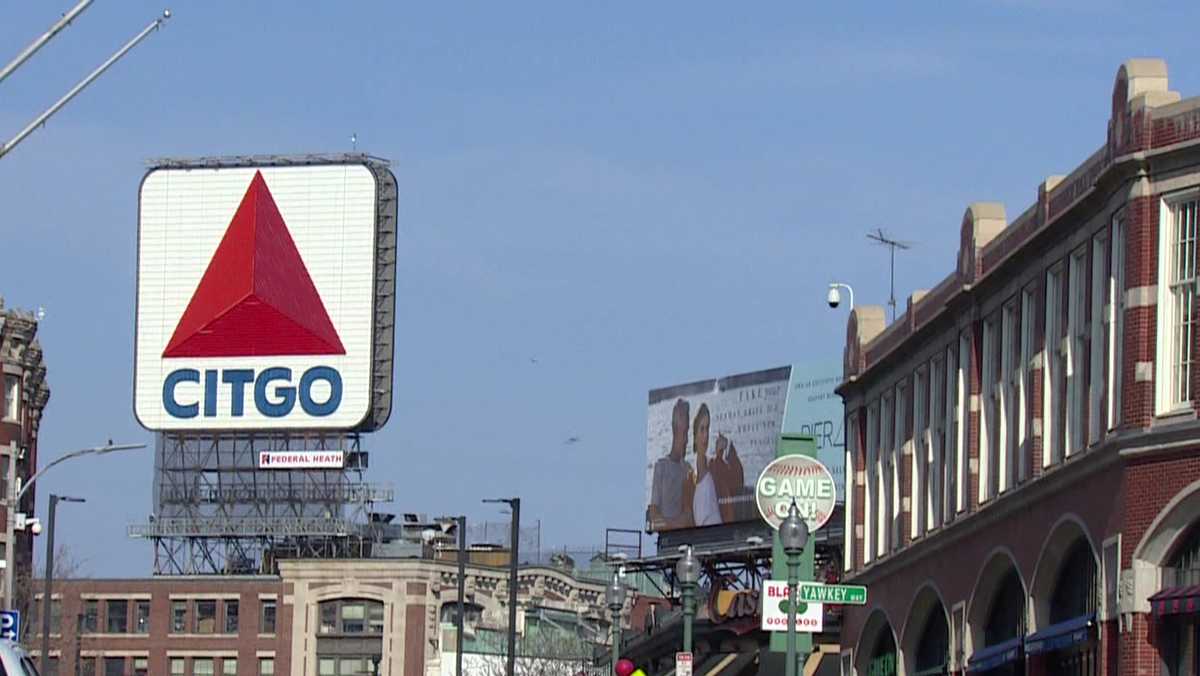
[1150,586,1200,615]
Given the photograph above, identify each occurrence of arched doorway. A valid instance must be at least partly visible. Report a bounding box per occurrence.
[902,585,950,676]
[1154,522,1200,674]
[913,607,949,675]
[856,610,898,676]
[968,557,1026,676]
[1025,539,1098,675]
[868,629,898,676]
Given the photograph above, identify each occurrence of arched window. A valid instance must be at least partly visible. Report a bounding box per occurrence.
[1169,522,1200,586]
[868,629,897,676]
[318,598,384,636]
[984,569,1026,647]
[1050,540,1098,623]
[914,607,949,674]
[439,602,483,626]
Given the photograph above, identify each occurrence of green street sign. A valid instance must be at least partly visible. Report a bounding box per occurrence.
[798,583,867,605]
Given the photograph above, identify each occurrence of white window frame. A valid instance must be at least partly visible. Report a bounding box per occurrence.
[879,392,893,555]
[980,317,997,503]
[1000,301,1016,493]
[2,375,18,423]
[892,382,905,550]
[865,403,878,564]
[1109,212,1125,429]
[912,367,927,539]
[1156,190,1199,415]
[944,342,960,522]
[845,413,856,572]
[928,356,944,531]
[1044,264,1065,466]
[1019,286,1035,481]
[1067,246,1087,456]
[1090,231,1109,446]
[956,332,969,512]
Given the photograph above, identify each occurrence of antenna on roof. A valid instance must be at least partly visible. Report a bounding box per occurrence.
[867,228,913,322]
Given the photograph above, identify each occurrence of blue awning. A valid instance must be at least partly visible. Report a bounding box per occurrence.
[1024,614,1095,656]
[966,636,1022,672]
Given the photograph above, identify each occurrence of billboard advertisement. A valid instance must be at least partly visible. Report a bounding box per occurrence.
[134,159,397,431]
[645,365,843,532]
[258,451,345,470]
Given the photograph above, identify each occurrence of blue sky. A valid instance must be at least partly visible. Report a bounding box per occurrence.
[1,2,1198,576]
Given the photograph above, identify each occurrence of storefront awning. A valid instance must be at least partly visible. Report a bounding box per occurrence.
[966,637,1022,672]
[1024,614,1094,655]
[1150,585,1200,616]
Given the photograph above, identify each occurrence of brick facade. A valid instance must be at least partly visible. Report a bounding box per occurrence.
[837,59,1200,675]
[30,558,616,676]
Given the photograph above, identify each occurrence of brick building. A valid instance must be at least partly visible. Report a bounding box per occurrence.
[0,299,50,613]
[837,59,1200,675]
[30,557,623,676]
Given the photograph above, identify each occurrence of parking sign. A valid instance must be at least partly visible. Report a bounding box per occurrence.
[0,610,20,641]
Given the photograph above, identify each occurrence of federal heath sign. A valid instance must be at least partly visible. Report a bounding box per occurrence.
[755,455,836,532]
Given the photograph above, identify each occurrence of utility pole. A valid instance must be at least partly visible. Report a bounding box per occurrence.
[40,495,85,676]
[483,498,521,676]
[867,228,913,322]
[456,515,466,676]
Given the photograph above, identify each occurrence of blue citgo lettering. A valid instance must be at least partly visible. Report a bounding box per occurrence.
[254,367,295,417]
[222,369,254,417]
[163,369,200,418]
[299,366,342,416]
[203,369,218,417]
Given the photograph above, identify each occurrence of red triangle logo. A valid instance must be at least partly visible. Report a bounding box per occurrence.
[162,171,347,358]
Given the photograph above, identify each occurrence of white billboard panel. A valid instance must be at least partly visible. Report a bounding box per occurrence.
[258,451,345,470]
[135,164,381,430]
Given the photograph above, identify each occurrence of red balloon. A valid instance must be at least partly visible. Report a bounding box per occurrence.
[615,659,636,676]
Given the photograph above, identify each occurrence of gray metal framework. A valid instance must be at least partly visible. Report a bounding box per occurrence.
[130,432,392,575]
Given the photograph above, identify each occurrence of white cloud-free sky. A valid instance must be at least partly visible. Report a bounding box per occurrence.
[1,1,1198,575]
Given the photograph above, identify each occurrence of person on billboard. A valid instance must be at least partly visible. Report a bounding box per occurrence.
[712,433,745,523]
[648,398,695,530]
[692,403,722,526]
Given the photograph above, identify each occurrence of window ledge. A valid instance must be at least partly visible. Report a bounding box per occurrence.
[1152,408,1197,427]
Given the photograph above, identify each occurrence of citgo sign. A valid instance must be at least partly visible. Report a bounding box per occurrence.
[755,455,836,532]
[134,161,396,431]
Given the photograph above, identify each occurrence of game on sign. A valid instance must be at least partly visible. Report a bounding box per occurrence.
[799,583,867,606]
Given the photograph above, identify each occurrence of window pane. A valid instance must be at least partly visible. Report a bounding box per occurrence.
[172,600,188,633]
[83,600,98,633]
[320,601,337,634]
[260,599,277,634]
[106,600,128,634]
[225,600,239,634]
[134,658,148,676]
[47,656,61,676]
[136,600,151,634]
[319,658,336,676]
[194,658,214,676]
[4,374,20,421]
[259,657,275,676]
[368,601,384,634]
[80,657,96,676]
[223,658,238,676]
[171,657,186,675]
[196,600,217,634]
[104,657,125,676]
[50,598,62,634]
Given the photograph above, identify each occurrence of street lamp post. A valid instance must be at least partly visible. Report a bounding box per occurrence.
[4,442,144,611]
[40,495,84,676]
[483,498,521,676]
[675,546,700,657]
[605,572,626,672]
[780,502,811,676]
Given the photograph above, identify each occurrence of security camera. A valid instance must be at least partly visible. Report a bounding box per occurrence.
[827,285,841,308]
[30,521,42,536]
